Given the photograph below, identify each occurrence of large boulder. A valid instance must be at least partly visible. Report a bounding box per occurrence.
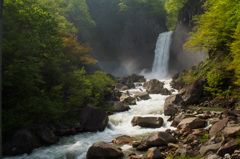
[164,94,184,116]
[171,113,196,127]
[160,88,172,95]
[86,141,124,159]
[199,143,222,155]
[115,83,128,91]
[209,118,229,137]
[36,125,59,145]
[120,94,136,105]
[144,131,177,147]
[112,135,136,145]
[146,79,164,94]
[177,117,207,129]
[221,124,240,137]
[217,140,239,157]
[108,101,130,112]
[3,129,41,156]
[131,74,146,82]
[79,104,109,131]
[131,116,164,128]
[117,75,135,89]
[134,92,150,100]
[146,147,164,159]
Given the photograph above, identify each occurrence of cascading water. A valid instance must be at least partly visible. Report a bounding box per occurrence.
[151,31,173,78]
[4,80,177,159]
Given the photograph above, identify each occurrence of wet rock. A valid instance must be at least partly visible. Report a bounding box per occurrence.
[112,135,136,145]
[199,142,222,155]
[120,94,136,105]
[131,74,146,82]
[3,129,41,156]
[144,131,177,147]
[136,143,148,151]
[177,117,207,129]
[79,104,109,131]
[36,125,59,145]
[171,113,196,127]
[86,141,124,159]
[146,147,164,159]
[160,88,172,95]
[209,118,229,137]
[115,83,128,91]
[164,94,185,116]
[108,101,130,112]
[117,75,135,89]
[131,116,164,128]
[217,140,240,157]
[134,92,150,100]
[146,79,164,94]
[132,141,141,148]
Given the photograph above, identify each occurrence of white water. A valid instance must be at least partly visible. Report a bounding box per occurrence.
[144,31,173,79]
[4,80,177,159]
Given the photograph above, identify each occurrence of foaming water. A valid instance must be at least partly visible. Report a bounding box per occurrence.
[4,79,176,159]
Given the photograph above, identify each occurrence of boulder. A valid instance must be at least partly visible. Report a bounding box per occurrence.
[209,118,229,137]
[117,75,135,89]
[134,92,150,100]
[79,104,109,131]
[36,125,59,145]
[221,125,240,137]
[171,113,196,127]
[3,129,41,156]
[160,88,172,95]
[86,141,124,159]
[131,74,146,82]
[131,116,164,128]
[164,94,184,116]
[112,135,136,145]
[120,94,136,105]
[177,117,207,129]
[146,147,164,159]
[144,131,177,147]
[199,143,222,155]
[217,140,240,157]
[115,83,128,91]
[206,154,223,159]
[108,101,130,112]
[146,79,164,94]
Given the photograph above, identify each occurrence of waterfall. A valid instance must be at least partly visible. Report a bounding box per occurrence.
[151,31,173,78]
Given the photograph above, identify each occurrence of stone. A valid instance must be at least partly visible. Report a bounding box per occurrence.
[132,141,141,148]
[164,94,184,116]
[206,154,223,159]
[171,113,196,127]
[146,79,164,94]
[160,88,172,95]
[117,75,135,89]
[120,94,136,105]
[134,92,150,100]
[136,143,148,151]
[108,101,130,112]
[177,117,207,129]
[115,83,128,91]
[128,155,142,159]
[144,131,177,147]
[86,141,124,159]
[36,125,59,145]
[131,74,146,82]
[209,118,229,137]
[112,135,136,145]
[3,129,41,156]
[146,147,164,159]
[199,142,222,155]
[221,125,240,137]
[217,140,240,157]
[79,104,109,131]
[131,116,164,128]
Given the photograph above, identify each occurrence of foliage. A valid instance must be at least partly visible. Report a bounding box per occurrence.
[165,0,188,30]
[198,134,210,143]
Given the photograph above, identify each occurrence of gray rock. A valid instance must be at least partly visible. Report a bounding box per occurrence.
[108,101,130,112]
[209,118,229,137]
[221,125,240,137]
[199,143,222,155]
[146,79,164,94]
[131,116,164,128]
[177,117,207,129]
[134,92,150,100]
[171,113,196,127]
[164,94,184,116]
[144,131,177,147]
[120,94,136,105]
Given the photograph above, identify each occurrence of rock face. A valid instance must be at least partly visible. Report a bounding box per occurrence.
[79,104,109,131]
[86,141,124,159]
[3,129,41,156]
[134,92,150,100]
[177,117,207,129]
[131,116,164,128]
[144,132,177,147]
[168,0,207,75]
[146,79,164,94]
[164,94,184,116]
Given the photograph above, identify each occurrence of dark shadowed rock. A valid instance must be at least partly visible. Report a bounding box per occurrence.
[117,75,135,89]
[36,125,59,145]
[177,117,207,129]
[120,94,136,105]
[146,79,164,94]
[112,135,136,145]
[171,113,196,127]
[131,116,164,128]
[86,141,124,159]
[115,83,128,91]
[217,140,239,157]
[146,147,164,159]
[160,88,172,95]
[144,131,177,147]
[131,74,146,82]
[164,94,184,116]
[3,129,41,156]
[134,92,150,100]
[209,118,229,137]
[108,101,130,112]
[79,104,109,131]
